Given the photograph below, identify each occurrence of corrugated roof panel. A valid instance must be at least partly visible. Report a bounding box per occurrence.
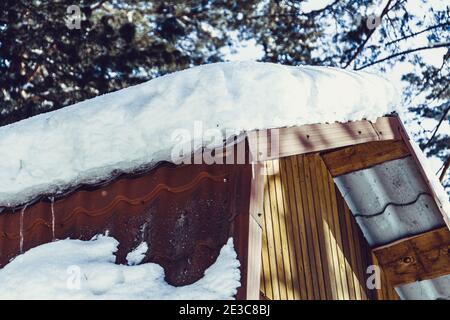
[395,274,450,300]
[335,156,445,246]
[0,162,252,291]
[334,156,449,300]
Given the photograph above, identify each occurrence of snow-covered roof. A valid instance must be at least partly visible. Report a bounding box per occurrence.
[0,61,400,207]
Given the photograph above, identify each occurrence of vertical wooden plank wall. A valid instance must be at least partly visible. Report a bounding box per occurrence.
[260,153,399,300]
[372,254,401,300]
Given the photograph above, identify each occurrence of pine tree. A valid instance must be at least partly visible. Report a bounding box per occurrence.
[1,0,448,187]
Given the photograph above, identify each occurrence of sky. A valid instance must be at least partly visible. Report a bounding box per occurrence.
[223,0,449,175]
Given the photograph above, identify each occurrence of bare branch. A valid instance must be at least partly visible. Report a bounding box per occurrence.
[344,0,394,69]
[303,0,341,17]
[425,101,450,148]
[439,157,450,182]
[386,22,450,46]
[355,42,450,70]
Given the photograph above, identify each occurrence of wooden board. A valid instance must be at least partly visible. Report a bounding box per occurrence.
[372,253,401,300]
[321,140,410,177]
[372,227,450,287]
[371,116,403,140]
[246,215,263,299]
[246,162,264,300]
[248,117,401,162]
[395,118,450,230]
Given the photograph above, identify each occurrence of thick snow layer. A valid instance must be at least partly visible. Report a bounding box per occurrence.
[0,61,400,206]
[0,236,240,300]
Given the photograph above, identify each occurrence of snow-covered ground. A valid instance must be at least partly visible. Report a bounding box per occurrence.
[0,61,400,207]
[0,236,240,300]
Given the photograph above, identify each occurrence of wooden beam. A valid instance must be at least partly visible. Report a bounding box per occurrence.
[247,117,401,162]
[321,140,410,177]
[371,116,403,140]
[395,117,450,231]
[246,162,264,299]
[372,227,450,287]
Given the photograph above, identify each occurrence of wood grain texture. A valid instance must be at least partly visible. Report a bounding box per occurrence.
[371,116,403,140]
[247,117,401,162]
[373,227,450,286]
[260,153,398,300]
[372,254,401,300]
[246,215,263,299]
[321,140,410,177]
[246,163,265,300]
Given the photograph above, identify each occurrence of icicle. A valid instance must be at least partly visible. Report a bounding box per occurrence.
[140,222,147,241]
[19,204,28,254]
[50,197,55,241]
[251,161,255,180]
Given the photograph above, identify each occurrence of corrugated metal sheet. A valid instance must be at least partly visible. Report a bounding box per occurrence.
[334,156,449,300]
[395,274,450,300]
[334,156,445,246]
[0,162,252,295]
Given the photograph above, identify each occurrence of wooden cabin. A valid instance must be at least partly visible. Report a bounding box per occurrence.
[1,114,448,299]
[249,116,449,300]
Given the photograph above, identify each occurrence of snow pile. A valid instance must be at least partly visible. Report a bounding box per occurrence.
[0,236,240,300]
[0,61,400,206]
[126,242,148,266]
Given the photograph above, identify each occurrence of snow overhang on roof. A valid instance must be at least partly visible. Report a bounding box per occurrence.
[0,61,400,207]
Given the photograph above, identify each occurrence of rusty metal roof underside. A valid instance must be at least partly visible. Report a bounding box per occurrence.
[0,161,253,298]
[334,156,449,300]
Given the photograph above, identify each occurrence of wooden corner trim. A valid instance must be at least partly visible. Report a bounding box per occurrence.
[394,117,450,230]
[245,162,264,300]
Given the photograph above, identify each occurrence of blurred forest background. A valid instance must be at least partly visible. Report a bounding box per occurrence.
[0,0,449,190]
